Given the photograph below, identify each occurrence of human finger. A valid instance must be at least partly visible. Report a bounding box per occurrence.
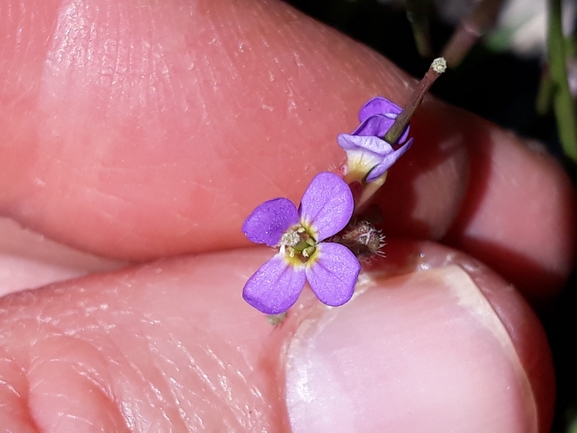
[0,0,573,300]
[0,240,553,432]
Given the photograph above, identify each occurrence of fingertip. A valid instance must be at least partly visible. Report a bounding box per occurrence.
[285,241,554,432]
[444,125,577,301]
[374,100,576,301]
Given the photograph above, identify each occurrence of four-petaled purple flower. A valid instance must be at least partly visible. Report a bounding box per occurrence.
[242,172,361,315]
[338,96,413,182]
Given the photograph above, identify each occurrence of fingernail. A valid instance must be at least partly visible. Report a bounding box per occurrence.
[285,265,537,432]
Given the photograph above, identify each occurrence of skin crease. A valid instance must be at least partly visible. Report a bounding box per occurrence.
[0,217,124,297]
[0,0,573,431]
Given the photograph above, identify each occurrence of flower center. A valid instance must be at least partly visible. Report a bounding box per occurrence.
[279,226,317,262]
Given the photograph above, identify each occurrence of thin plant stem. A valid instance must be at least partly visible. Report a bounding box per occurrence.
[441,0,505,67]
[384,57,446,145]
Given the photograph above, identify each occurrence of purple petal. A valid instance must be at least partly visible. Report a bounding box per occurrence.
[358,97,402,123]
[337,142,384,173]
[299,173,353,242]
[242,198,299,246]
[352,114,410,144]
[352,114,396,137]
[366,138,413,182]
[338,133,396,157]
[306,243,361,307]
[243,255,306,314]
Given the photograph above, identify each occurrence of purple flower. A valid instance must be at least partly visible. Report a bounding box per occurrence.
[242,172,361,314]
[338,97,413,182]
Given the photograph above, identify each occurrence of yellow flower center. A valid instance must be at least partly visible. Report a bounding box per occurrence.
[279,225,317,265]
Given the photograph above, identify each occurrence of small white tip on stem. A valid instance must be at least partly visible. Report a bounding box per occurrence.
[431,57,447,74]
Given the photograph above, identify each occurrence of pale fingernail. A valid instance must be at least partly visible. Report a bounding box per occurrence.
[285,265,537,433]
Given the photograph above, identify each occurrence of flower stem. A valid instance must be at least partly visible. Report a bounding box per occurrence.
[441,0,505,67]
[383,57,447,145]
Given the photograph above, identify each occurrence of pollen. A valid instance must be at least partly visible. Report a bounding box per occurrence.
[280,229,301,247]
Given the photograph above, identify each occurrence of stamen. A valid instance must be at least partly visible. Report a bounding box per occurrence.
[280,230,301,247]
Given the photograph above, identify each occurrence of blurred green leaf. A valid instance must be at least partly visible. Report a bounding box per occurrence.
[406,0,434,57]
[547,0,577,162]
[536,69,554,115]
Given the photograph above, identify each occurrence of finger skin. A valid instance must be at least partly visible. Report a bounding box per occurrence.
[0,241,553,432]
[0,0,413,259]
[442,128,577,301]
[378,102,577,300]
[0,0,574,300]
[370,240,554,433]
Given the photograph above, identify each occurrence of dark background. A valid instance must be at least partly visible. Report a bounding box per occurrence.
[281,1,577,432]
[284,0,561,153]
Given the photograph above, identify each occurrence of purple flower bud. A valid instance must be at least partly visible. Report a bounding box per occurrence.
[338,97,413,183]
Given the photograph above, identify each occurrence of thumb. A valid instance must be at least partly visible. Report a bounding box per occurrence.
[285,240,553,432]
[0,241,553,432]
